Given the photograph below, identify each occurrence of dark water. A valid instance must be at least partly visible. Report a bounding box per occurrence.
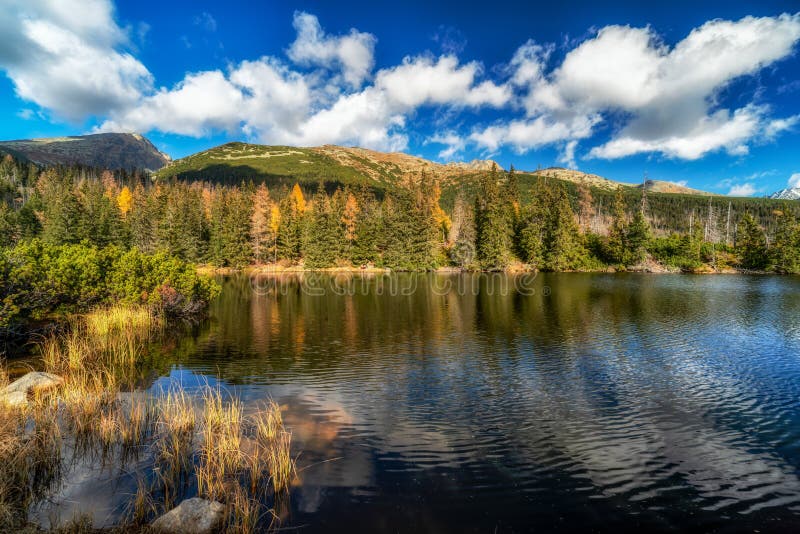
[41,273,800,532]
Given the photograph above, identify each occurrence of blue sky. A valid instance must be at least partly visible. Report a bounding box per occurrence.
[0,0,798,195]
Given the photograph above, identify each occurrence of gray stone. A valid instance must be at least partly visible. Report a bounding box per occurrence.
[2,371,64,396]
[151,498,225,533]
[0,390,28,407]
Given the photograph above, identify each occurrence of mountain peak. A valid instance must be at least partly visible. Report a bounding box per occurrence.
[0,132,170,171]
[770,187,800,200]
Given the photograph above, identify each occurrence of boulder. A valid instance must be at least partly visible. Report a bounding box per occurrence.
[1,371,64,406]
[151,498,225,533]
[2,371,64,396]
[0,390,28,408]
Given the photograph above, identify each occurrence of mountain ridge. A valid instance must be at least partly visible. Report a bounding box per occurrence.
[0,133,170,171]
[157,140,715,196]
[770,187,800,200]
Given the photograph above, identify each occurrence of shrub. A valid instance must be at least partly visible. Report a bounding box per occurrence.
[0,240,219,329]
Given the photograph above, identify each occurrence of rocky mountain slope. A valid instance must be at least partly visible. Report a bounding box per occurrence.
[770,187,800,200]
[155,141,502,188]
[531,167,711,195]
[0,133,170,171]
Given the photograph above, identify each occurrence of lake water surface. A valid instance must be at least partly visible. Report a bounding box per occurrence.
[37,273,800,532]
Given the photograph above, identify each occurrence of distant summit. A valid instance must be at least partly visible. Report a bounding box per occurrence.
[770,187,800,201]
[0,133,171,171]
[446,159,502,172]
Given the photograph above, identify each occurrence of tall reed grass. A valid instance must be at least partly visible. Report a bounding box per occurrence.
[1,303,299,532]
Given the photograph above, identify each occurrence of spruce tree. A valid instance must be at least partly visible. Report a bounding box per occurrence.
[626,209,651,264]
[276,184,306,262]
[736,213,768,270]
[606,187,628,265]
[770,208,799,273]
[475,165,513,269]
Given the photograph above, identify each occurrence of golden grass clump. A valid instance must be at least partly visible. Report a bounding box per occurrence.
[2,302,301,532]
[120,393,154,452]
[255,400,283,443]
[155,388,197,500]
[197,387,245,500]
[253,401,295,494]
[84,304,161,341]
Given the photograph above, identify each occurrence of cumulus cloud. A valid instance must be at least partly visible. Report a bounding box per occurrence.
[728,183,758,196]
[287,11,376,88]
[428,131,466,160]
[789,173,800,188]
[553,15,800,160]
[0,0,152,121]
[99,44,510,151]
[1,2,798,164]
[558,140,579,169]
[470,114,599,154]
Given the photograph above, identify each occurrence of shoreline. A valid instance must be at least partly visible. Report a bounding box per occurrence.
[196,263,772,276]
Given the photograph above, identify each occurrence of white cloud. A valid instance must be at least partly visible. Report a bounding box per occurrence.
[428,131,466,160]
[789,173,800,188]
[287,11,376,88]
[589,104,767,160]
[490,14,800,162]
[470,114,599,154]
[375,55,509,109]
[558,140,579,169]
[99,50,509,152]
[556,15,800,160]
[0,0,152,120]
[728,183,758,196]
[1,3,798,165]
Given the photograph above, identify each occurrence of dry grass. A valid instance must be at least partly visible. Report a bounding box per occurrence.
[154,388,196,506]
[1,303,299,532]
[84,304,160,340]
[197,387,244,500]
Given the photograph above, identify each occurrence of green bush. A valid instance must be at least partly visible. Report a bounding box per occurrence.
[1,240,219,328]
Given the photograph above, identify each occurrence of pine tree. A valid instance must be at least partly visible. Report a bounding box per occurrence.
[156,184,207,262]
[128,183,159,253]
[276,184,306,262]
[35,169,81,245]
[76,178,123,247]
[520,182,587,270]
[0,202,14,247]
[606,187,627,264]
[519,187,548,268]
[381,186,437,270]
[209,186,252,266]
[736,213,768,270]
[542,185,587,271]
[448,193,477,268]
[475,165,513,269]
[626,209,651,264]
[351,192,382,266]
[303,184,346,268]
[770,208,800,273]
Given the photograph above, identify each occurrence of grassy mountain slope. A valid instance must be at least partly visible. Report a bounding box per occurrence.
[155,142,503,190]
[0,133,170,171]
[157,142,715,198]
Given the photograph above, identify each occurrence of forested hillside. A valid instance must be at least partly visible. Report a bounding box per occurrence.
[2,149,800,274]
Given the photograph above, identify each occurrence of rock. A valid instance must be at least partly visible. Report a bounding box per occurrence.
[151,498,225,533]
[0,390,28,408]
[2,371,64,397]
